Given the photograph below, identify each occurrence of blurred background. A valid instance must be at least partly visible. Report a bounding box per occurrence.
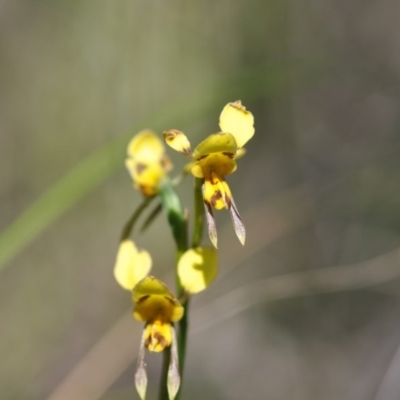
[1,0,400,399]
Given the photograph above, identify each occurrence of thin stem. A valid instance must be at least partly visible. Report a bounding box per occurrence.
[158,345,171,400]
[120,197,153,241]
[158,181,188,400]
[192,178,204,248]
[158,178,205,399]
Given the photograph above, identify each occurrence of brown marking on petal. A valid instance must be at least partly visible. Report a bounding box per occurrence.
[153,331,168,349]
[230,100,245,110]
[161,155,173,172]
[164,296,175,306]
[210,190,222,208]
[196,154,208,161]
[137,295,150,304]
[136,163,147,175]
[222,152,235,159]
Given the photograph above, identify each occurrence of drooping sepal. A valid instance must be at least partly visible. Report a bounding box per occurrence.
[228,196,246,245]
[167,326,181,400]
[203,195,218,248]
[135,330,148,400]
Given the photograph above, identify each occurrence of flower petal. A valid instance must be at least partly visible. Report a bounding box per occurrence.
[168,326,180,400]
[193,132,237,159]
[203,197,218,248]
[127,130,165,163]
[144,320,172,352]
[229,195,246,245]
[163,129,192,156]
[132,276,184,323]
[203,171,232,210]
[113,240,152,290]
[135,330,148,400]
[125,158,166,196]
[219,101,255,148]
[178,247,218,294]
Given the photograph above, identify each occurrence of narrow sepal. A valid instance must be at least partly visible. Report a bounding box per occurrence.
[229,196,246,245]
[167,327,181,400]
[135,330,148,400]
[203,195,218,248]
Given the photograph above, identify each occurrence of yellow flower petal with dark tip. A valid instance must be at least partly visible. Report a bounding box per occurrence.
[163,129,192,156]
[127,130,165,163]
[113,240,152,290]
[178,247,218,294]
[133,276,184,323]
[193,132,237,159]
[219,100,255,148]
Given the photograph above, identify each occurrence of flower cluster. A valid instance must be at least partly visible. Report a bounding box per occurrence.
[114,101,254,400]
[164,100,254,247]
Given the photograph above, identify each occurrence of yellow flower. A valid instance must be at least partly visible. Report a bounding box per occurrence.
[164,101,254,248]
[133,276,183,400]
[125,130,172,197]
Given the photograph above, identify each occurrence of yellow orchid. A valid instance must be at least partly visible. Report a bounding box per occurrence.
[125,130,172,197]
[164,101,254,248]
[113,240,152,290]
[133,276,184,400]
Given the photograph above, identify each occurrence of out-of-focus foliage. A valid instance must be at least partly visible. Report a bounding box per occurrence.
[1,1,400,399]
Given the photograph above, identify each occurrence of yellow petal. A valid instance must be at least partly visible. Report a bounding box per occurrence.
[178,247,218,294]
[189,163,203,178]
[196,153,237,178]
[163,129,191,156]
[203,171,232,210]
[113,240,152,290]
[133,276,184,323]
[125,159,166,197]
[144,320,172,352]
[193,132,237,159]
[127,130,165,163]
[219,101,255,148]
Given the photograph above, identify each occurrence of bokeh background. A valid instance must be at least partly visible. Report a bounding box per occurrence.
[1,1,400,399]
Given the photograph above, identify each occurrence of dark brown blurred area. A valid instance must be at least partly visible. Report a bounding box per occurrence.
[1,1,400,399]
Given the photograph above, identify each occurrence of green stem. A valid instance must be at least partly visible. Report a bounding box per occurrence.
[158,181,188,400]
[158,345,171,400]
[158,178,205,399]
[192,178,204,248]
